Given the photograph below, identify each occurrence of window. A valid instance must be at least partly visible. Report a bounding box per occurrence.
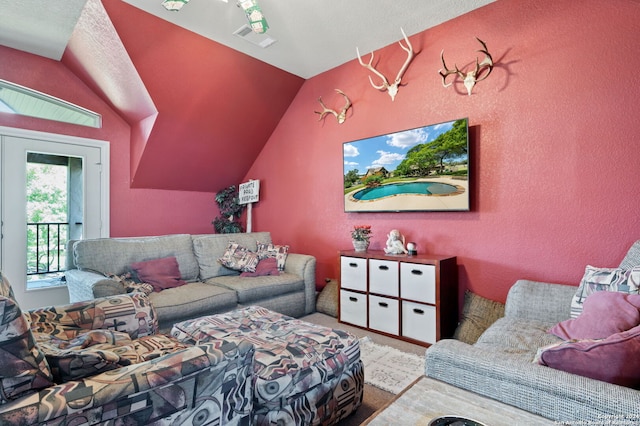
[0,79,101,128]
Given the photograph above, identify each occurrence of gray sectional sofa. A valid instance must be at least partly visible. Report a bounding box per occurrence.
[65,232,316,330]
[425,241,640,423]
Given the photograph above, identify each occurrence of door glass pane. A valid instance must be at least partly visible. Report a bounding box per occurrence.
[26,153,81,289]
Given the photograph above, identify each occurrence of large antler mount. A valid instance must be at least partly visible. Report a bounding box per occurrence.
[439,37,493,96]
[356,28,415,101]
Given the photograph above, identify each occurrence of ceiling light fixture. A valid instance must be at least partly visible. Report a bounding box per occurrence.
[238,0,268,34]
[162,0,189,11]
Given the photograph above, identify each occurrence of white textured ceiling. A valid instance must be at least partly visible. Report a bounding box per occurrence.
[0,0,88,60]
[1,0,496,79]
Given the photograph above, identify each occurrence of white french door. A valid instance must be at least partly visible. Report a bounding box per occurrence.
[0,127,109,309]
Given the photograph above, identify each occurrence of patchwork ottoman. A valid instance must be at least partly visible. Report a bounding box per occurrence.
[171,306,364,425]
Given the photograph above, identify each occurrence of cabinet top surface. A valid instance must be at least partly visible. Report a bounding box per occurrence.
[340,250,455,263]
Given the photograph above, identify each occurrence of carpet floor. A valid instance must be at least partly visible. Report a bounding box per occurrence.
[300,312,427,426]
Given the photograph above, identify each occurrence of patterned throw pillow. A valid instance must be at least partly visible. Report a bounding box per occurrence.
[0,295,54,402]
[256,241,289,271]
[218,242,260,272]
[570,265,640,318]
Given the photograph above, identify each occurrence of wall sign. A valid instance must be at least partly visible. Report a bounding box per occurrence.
[239,180,260,205]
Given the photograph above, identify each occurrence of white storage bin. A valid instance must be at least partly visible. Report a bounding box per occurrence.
[400,263,435,304]
[402,301,436,344]
[340,256,367,291]
[340,289,367,327]
[368,295,399,335]
[369,259,399,296]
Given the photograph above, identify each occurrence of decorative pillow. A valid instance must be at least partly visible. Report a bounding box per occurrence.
[218,242,260,272]
[570,265,640,318]
[316,279,338,318]
[130,256,187,293]
[240,257,280,277]
[35,329,135,383]
[0,296,54,402]
[256,241,289,271]
[453,291,505,345]
[550,291,640,340]
[107,273,154,296]
[535,324,640,388]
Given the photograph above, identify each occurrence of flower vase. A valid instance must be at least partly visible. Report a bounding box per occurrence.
[352,240,369,252]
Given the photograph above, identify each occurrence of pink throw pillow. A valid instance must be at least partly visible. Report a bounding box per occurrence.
[130,256,186,292]
[536,325,640,388]
[240,257,280,277]
[549,292,640,340]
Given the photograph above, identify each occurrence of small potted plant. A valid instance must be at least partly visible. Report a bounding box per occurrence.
[351,225,372,252]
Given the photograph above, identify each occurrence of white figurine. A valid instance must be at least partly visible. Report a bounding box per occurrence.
[384,229,407,255]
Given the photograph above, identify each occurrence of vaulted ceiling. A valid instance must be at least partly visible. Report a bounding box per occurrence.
[0,0,495,192]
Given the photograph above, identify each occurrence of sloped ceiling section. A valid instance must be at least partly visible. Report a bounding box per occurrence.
[99,0,304,192]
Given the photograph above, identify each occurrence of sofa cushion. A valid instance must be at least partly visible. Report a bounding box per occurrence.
[36,329,134,382]
[474,317,561,359]
[192,232,272,279]
[149,282,238,323]
[0,295,55,402]
[207,272,304,305]
[36,330,191,383]
[256,242,289,271]
[29,293,158,339]
[73,234,199,281]
[218,243,260,272]
[535,325,640,388]
[550,291,640,340]
[240,257,280,277]
[130,256,187,292]
[570,265,640,318]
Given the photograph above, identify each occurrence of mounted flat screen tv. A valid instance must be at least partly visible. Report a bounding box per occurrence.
[343,117,469,213]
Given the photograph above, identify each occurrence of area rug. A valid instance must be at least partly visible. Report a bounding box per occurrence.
[359,336,425,394]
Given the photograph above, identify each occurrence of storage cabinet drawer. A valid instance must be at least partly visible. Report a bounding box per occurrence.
[400,263,435,304]
[340,290,367,327]
[402,301,436,344]
[369,259,399,296]
[368,295,399,335]
[340,256,367,291]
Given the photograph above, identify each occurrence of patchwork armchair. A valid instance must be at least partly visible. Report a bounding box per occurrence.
[0,272,254,425]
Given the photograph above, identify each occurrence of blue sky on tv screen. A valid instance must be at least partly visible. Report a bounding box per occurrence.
[343,118,460,175]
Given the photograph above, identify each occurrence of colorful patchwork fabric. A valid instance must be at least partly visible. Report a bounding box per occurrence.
[256,241,289,271]
[0,271,16,299]
[172,306,364,425]
[29,292,158,339]
[35,329,134,382]
[35,330,192,383]
[0,339,255,425]
[0,295,54,403]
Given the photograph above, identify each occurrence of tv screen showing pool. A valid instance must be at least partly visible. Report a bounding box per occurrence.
[343,117,469,212]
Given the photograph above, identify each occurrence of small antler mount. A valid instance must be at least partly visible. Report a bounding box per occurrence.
[314,89,352,124]
[439,37,493,96]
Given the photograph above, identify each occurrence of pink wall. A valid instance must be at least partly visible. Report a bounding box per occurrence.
[0,46,217,237]
[247,0,640,301]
